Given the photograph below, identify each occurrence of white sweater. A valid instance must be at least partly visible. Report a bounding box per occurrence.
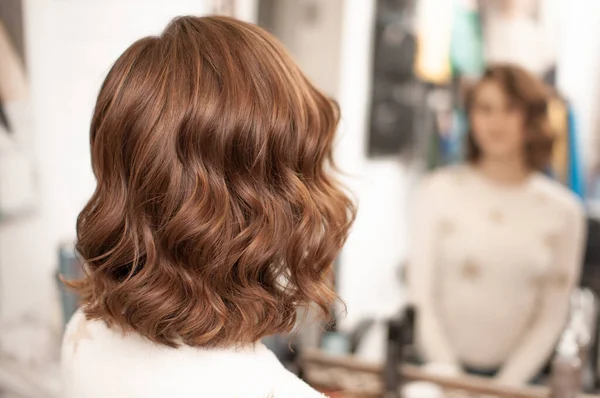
[61,310,325,398]
[409,166,586,385]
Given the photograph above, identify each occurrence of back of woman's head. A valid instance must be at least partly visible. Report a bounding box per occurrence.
[72,16,355,347]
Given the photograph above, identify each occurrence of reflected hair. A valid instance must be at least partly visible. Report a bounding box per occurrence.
[69,16,356,347]
[465,64,553,171]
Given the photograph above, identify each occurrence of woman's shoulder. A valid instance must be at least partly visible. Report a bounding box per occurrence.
[530,173,585,217]
[272,368,329,397]
[62,310,326,397]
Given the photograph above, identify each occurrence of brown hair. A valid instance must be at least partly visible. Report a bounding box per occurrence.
[69,16,355,348]
[465,64,553,171]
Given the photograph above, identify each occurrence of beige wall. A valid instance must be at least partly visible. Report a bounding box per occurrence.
[262,0,343,98]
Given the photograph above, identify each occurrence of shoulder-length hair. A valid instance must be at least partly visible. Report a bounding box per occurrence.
[465,64,553,171]
[69,16,355,348]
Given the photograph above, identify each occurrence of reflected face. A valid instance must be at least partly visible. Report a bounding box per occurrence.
[470,81,526,162]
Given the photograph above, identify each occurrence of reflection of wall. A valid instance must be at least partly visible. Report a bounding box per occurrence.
[557,0,600,175]
[234,0,258,22]
[213,0,258,21]
[336,0,407,332]
[481,0,560,77]
[259,0,343,98]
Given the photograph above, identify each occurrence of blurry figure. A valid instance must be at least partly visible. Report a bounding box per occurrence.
[60,16,355,398]
[408,64,586,386]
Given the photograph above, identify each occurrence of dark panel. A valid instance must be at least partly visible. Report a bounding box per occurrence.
[368,0,417,158]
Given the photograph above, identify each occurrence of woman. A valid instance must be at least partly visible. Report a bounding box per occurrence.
[409,64,586,386]
[61,16,354,398]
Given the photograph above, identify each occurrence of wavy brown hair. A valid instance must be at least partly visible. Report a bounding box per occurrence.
[465,64,553,171]
[69,16,355,348]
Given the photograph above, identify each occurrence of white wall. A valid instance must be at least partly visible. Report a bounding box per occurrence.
[265,0,343,98]
[235,0,259,23]
[335,0,408,330]
[557,0,600,173]
[1,0,211,330]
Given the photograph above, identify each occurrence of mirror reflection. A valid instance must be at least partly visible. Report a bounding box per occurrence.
[287,0,600,397]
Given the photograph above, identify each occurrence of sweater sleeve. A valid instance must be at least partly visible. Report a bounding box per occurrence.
[409,177,461,370]
[496,200,586,386]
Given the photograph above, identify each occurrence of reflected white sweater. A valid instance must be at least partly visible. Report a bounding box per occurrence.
[409,166,586,385]
[61,310,325,398]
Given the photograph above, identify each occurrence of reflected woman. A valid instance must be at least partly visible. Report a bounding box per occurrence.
[409,64,586,386]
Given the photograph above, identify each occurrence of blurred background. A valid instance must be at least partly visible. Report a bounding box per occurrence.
[1,0,600,397]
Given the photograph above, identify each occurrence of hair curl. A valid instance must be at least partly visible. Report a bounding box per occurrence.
[465,64,553,171]
[69,16,356,348]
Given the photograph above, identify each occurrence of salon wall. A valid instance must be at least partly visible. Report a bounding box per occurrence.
[0,0,213,332]
[234,0,259,23]
[557,0,600,176]
[260,0,343,98]
[335,0,408,330]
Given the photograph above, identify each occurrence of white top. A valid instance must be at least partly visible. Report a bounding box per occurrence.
[409,166,586,386]
[61,310,325,398]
